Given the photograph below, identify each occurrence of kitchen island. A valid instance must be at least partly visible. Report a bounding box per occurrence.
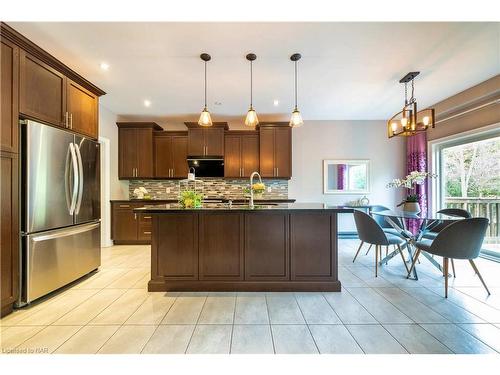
[135,203,353,292]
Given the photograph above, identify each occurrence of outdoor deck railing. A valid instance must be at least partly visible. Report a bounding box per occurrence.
[444,197,499,241]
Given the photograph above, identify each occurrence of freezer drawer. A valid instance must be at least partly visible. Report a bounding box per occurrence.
[22,222,101,304]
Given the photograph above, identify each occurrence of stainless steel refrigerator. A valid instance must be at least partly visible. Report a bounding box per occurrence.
[19,120,101,305]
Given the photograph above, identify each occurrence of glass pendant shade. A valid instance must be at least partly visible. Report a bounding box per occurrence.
[245,107,259,128]
[198,107,212,127]
[289,108,304,128]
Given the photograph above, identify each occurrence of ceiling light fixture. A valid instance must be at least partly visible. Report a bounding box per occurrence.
[244,53,259,128]
[289,53,304,128]
[198,53,213,127]
[387,71,435,138]
[143,99,151,107]
[100,62,109,71]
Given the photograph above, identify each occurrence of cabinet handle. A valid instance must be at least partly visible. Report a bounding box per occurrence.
[134,213,137,220]
[65,112,69,128]
[172,168,174,178]
[276,167,279,177]
[143,231,151,234]
[143,216,152,219]
[242,167,244,177]
[69,113,73,129]
[119,204,130,208]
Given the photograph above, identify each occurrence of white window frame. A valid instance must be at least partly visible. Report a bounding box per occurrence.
[428,122,500,214]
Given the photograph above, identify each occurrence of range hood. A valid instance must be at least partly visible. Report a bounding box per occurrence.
[187,156,224,177]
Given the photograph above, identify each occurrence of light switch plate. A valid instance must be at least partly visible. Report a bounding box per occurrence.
[267,186,272,192]
[166,187,171,194]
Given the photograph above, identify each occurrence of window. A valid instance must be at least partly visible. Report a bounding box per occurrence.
[431,125,500,259]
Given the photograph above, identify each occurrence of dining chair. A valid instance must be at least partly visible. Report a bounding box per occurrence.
[408,217,490,298]
[353,210,409,276]
[422,208,472,277]
[368,205,406,259]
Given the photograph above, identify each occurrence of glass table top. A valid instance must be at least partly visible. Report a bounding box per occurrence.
[371,209,465,221]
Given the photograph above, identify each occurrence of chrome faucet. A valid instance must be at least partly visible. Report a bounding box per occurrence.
[249,171,262,209]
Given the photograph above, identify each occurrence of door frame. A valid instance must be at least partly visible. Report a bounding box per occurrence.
[99,135,112,247]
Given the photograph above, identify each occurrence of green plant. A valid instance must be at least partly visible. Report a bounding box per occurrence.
[179,190,203,208]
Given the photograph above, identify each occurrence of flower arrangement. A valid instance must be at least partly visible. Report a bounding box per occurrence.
[133,187,150,199]
[179,190,203,208]
[387,171,436,212]
[244,182,266,196]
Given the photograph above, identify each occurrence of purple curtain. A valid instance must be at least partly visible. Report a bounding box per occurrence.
[407,132,428,233]
[337,164,347,190]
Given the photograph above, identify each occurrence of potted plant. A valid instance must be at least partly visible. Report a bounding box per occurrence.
[179,190,203,208]
[244,182,266,200]
[387,171,436,213]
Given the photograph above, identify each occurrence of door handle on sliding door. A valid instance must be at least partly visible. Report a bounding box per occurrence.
[68,143,79,215]
[74,143,84,215]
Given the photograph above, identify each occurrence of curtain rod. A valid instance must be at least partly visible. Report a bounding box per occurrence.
[435,98,500,125]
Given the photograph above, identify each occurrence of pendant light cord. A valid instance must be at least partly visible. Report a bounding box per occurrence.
[250,60,253,108]
[204,61,207,108]
[294,60,298,110]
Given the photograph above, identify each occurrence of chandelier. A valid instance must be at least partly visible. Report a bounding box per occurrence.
[387,72,435,138]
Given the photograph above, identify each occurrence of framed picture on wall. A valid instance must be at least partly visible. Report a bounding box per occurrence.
[323,159,370,194]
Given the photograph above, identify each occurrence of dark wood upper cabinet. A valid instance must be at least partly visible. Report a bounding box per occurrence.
[224,131,259,177]
[20,51,66,127]
[66,79,98,139]
[1,38,19,154]
[117,122,162,179]
[258,123,292,178]
[185,122,228,156]
[154,131,188,178]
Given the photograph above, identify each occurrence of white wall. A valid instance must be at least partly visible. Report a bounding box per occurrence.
[99,105,128,246]
[288,120,406,231]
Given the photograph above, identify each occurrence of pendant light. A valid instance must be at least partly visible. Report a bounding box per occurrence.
[387,71,435,138]
[198,53,213,127]
[245,53,259,128]
[289,53,304,128]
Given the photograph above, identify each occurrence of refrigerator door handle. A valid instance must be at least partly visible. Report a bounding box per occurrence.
[64,144,73,212]
[68,143,79,215]
[74,142,84,215]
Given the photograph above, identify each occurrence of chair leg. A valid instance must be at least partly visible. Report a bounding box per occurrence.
[397,244,410,274]
[469,259,491,295]
[385,246,389,265]
[375,245,379,277]
[353,241,364,263]
[451,259,456,278]
[407,249,421,278]
[444,257,449,298]
[365,244,372,255]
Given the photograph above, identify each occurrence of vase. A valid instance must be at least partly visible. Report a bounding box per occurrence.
[403,202,421,213]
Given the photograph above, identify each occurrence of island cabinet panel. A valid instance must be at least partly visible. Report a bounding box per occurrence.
[199,213,244,280]
[20,51,66,127]
[290,213,337,281]
[155,214,198,280]
[244,213,289,280]
[1,38,19,154]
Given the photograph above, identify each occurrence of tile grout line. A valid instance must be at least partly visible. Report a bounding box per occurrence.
[292,293,320,354]
[228,294,238,354]
[264,293,276,354]
[184,294,208,354]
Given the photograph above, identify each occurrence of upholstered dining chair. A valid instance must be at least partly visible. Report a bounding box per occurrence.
[353,210,409,277]
[422,208,472,277]
[408,217,489,298]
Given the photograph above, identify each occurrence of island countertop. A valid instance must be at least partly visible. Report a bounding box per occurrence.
[135,202,354,213]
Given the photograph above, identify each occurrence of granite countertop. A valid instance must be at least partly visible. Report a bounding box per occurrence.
[135,202,354,213]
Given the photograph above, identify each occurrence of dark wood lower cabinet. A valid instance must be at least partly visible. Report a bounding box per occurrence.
[1,152,19,317]
[290,213,337,281]
[148,210,341,292]
[199,213,244,280]
[245,213,289,280]
[154,213,198,280]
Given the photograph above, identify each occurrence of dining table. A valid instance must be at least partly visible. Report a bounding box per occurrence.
[371,210,465,280]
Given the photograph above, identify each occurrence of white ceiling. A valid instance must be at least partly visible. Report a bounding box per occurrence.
[10,22,500,124]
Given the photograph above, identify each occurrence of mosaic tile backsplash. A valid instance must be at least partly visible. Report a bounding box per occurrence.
[129,178,289,200]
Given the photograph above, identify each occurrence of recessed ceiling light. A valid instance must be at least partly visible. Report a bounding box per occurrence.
[100,62,110,71]
[273,99,280,106]
[143,100,151,107]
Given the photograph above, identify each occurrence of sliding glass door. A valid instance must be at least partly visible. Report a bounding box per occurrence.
[432,127,500,259]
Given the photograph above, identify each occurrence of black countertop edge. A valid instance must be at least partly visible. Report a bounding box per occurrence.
[134,203,354,213]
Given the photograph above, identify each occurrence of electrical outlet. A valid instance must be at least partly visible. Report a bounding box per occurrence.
[166,187,171,194]
[267,186,272,193]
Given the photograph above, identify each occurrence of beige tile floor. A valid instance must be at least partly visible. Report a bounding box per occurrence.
[1,239,500,354]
